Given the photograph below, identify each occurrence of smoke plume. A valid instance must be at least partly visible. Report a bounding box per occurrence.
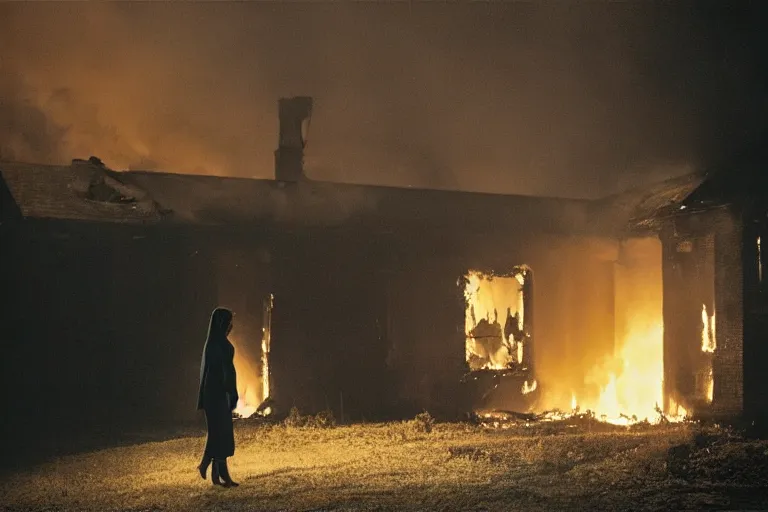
[1,2,765,198]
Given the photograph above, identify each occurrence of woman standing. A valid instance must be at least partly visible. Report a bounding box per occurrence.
[197,307,239,487]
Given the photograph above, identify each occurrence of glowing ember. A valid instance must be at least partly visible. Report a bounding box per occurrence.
[235,398,257,418]
[667,397,689,418]
[522,380,538,394]
[233,384,261,419]
[706,368,714,403]
[476,402,684,429]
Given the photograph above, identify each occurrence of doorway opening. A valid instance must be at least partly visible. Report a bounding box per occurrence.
[232,294,273,418]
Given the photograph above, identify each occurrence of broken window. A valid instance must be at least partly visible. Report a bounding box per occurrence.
[463,267,531,372]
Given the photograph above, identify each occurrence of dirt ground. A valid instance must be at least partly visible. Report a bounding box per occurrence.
[2,418,768,511]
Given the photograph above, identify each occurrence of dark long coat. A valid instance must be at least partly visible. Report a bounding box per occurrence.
[198,309,238,459]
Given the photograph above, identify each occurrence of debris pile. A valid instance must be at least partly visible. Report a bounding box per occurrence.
[473,406,686,430]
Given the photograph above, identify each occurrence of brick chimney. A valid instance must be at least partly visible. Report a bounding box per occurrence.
[274,96,313,182]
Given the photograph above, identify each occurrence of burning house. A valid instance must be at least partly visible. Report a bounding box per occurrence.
[1,98,765,451]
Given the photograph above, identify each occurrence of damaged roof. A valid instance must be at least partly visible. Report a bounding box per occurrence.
[0,160,167,224]
[683,158,768,209]
[9,157,753,236]
[0,159,592,235]
[593,148,768,234]
[590,172,708,234]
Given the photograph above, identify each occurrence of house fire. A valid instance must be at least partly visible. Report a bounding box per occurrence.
[1,98,766,451]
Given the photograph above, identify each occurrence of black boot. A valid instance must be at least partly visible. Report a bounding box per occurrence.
[211,459,224,486]
[197,455,212,480]
[216,458,239,487]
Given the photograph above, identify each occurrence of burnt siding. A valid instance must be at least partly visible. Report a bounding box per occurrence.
[270,230,395,420]
[661,228,714,412]
[384,264,468,419]
[0,222,222,465]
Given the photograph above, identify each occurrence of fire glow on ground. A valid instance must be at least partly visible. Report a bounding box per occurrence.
[3,420,768,511]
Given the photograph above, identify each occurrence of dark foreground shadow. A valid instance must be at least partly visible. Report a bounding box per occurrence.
[1,418,203,473]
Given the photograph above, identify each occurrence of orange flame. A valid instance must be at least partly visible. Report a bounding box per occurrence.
[464,271,524,371]
[701,304,716,353]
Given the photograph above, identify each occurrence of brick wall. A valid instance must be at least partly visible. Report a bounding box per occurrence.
[712,209,744,417]
[661,207,744,419]
[741,205,768,424]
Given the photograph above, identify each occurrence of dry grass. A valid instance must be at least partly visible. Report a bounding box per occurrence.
[2,419,768,511]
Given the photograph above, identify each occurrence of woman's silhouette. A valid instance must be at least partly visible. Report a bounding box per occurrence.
[197,307,239,487]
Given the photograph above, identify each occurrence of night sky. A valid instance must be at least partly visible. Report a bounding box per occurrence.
[0,2,765,198]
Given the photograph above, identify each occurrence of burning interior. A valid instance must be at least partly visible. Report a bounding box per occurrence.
[463,238,686,425]
[214,249,274,419]
[205,231,721,426]
[464,268,531,373]
[231,294,273,419]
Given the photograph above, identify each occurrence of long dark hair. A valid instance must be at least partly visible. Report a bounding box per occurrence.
[206,307,233,344]
[198,307,235,410]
